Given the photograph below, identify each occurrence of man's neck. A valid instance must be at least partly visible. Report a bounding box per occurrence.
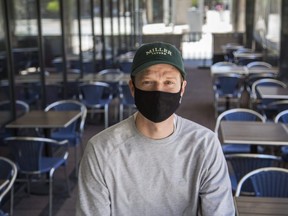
[135,113,175,139]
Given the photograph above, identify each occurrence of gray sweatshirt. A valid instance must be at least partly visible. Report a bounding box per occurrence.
[76,114,235,216]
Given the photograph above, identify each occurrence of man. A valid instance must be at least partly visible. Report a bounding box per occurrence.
[76,42,235,216]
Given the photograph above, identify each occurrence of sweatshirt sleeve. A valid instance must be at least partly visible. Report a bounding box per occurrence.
[76,140,111,216]
[198,134,235,216]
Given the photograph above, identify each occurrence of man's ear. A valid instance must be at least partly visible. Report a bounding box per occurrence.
[129,79,135,97]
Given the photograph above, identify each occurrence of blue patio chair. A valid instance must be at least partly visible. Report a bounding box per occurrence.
[264,100,288,121]
[246,61,272,69]
[45,100,87,176]
[0,100,30,145]
[246,73,277,100]
[274,109,288,162]
[118,61,132,74]
[98,68,124,98]
[250,78,287,113]
[0,100,29,113]
[79,82,113,128]
[213,73,244,117]
[225,154,281,196]
[4,136,70,216]
[214,108,266,154]
[235,167,288,197]
[211,61,237,67]
[118,83,137,121]
[0,83,38,106]
[0,156,17,216]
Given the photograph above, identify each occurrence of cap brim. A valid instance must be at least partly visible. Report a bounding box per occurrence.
[131,60,185,79]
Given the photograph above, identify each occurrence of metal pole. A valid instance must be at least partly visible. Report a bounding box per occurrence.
[117,0,122,53]
[77,0,84,77]
[59,0,67,98]
[100,0,106,69]
[35,0,47,108]
[109,0,115,64]
[2,0,16,117]
[90,0,96,73]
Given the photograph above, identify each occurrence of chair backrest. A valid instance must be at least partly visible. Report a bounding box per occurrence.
[119,83,135,105]
[214,108,265,135]
[0,100,29,112]
[0,156,17,203]
[251,78,287,100]
[235,167,288,197]
[274,109,288,123]
[246,73,277,90]
[79,82,112,106]
[98,69,124,97]
[45,100,87,135]
[212,61,237,67]
[4,137,68,174]
[233,47,253,54]
[44,84,63,105]
[118,61,132,74]
[213,73,244,96]
[98,68,123,77]
[246,61,272,69]
[226,154,281,195]
[265,100,288,115]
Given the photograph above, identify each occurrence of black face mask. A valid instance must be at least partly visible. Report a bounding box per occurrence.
[134,86,182,123]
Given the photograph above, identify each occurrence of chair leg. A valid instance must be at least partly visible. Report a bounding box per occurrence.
[49,176,53,216]
[119,104,123,121]
[75,147,78,178]
[10,185,14,216]
[64,166,71,196]
[26,175,31,196]
[104,105,109,128]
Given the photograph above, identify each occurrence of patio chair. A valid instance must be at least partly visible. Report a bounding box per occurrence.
[235,167,288,197]
[4,136,70,216]
[274,109,288,162]
[213,73,244,117]
[214,108,266,154]
[246,73,277,97]
[45,100,87,176]
[98,68,124,98]
[118,83,137,121]
[79,82,113,128]
[0,100,30,145]
[0,156,17,216]
[250,78,287,111]
[263,100,288,120]
[225,153,281,195]
[211,61,237,67]
[246,61,272,69]
[118,61,132,74]
[0,100,29,113]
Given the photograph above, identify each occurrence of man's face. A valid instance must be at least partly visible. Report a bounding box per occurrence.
[130,64,186,95]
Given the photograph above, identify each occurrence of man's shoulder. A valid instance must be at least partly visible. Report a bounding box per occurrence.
[177,115,214,134]
[88,116,135,150]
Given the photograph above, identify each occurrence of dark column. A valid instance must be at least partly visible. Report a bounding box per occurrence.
[100,0,106,69]
[90,0,96,73]
[59,0,68,98]
[2,0,16,117]
[77,0,84,77]
[279,1,288,81]
[36,0,46,108]
[244,0,255,48]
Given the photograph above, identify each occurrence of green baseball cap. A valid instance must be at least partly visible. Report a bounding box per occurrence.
[131,42,186,79]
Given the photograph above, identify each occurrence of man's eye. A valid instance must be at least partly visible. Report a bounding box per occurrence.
[142,81,153,85]
[165,81,175,85]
